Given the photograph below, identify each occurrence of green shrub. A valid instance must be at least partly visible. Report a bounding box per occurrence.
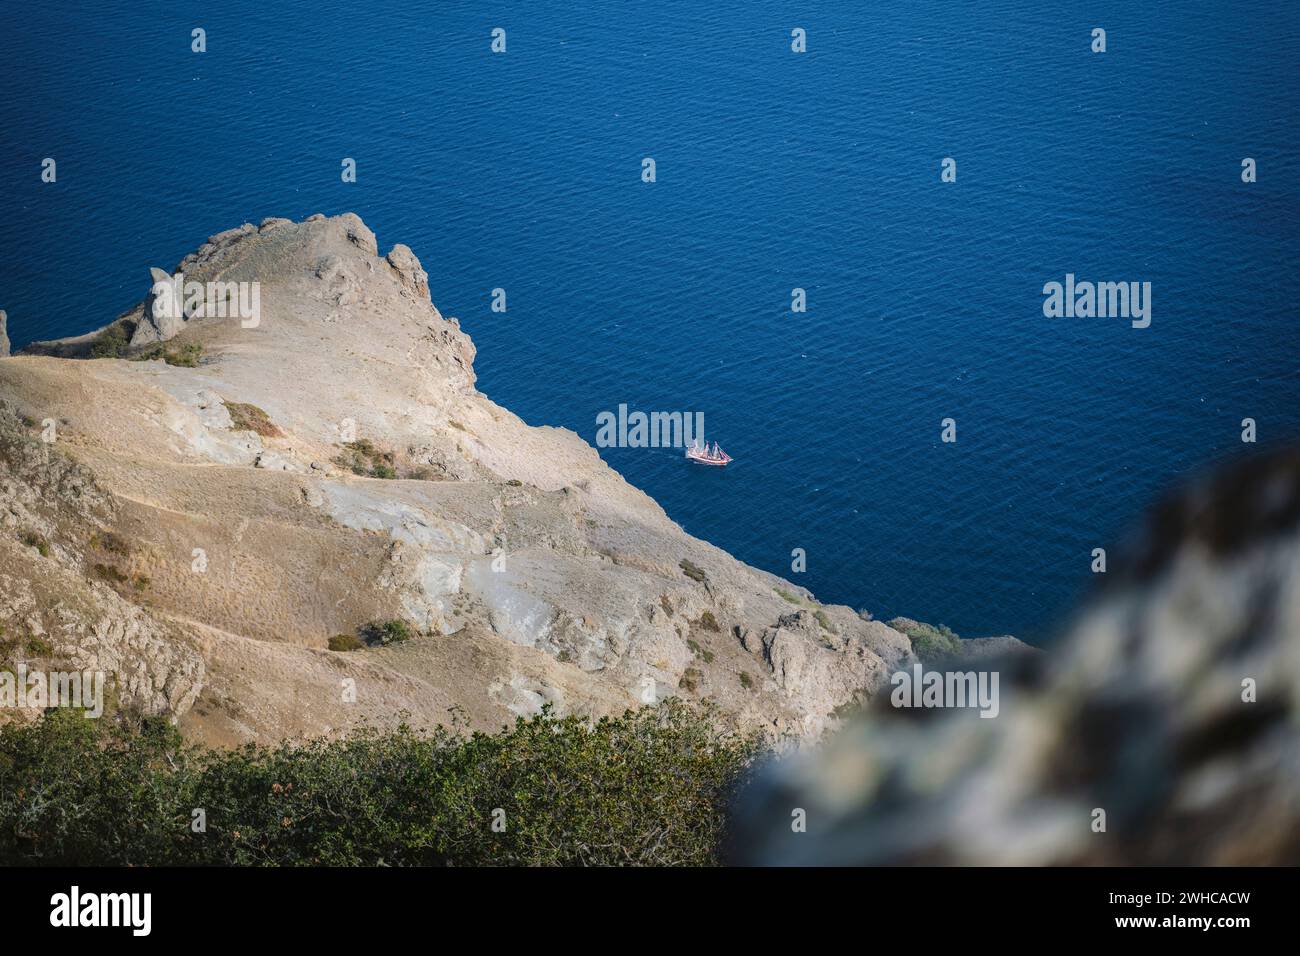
[19,530,49,558]
[133,342,202,367]
[335,439,399,479]
[698,611,720,632]
[686,638,715,663]
[328,634,364,652]
[679,560,707,584]
[360,619,413,646]
[0,701,759,866]
[168,343,203,367]
[814,609,836,634]
[89,324,129,359]
[774,587,802,605]
[892,620,963,663]
[739,672,754,690]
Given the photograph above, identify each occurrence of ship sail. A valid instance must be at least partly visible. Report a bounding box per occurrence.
[685,437,732,466]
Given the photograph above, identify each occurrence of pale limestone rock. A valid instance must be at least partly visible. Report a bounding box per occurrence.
[386,244,429,300]
[128,266,186,346]
[1,212,957,745]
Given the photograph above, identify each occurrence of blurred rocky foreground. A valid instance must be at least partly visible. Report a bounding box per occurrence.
[732,449,1300,865]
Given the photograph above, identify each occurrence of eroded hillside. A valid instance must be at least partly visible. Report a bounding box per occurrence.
[1,213,1005,745]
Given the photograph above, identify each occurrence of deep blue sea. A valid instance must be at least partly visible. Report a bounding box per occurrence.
[2,2,1297,643]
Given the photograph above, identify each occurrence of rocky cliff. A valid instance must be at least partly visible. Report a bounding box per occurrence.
[1,213,1015,745]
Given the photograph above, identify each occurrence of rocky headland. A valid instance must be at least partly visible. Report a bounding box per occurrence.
[0,213,1029,746]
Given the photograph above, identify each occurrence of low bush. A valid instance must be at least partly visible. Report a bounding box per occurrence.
[133,342,203,367]
[679,560,707,584]
[19,530,49,558]
[774,587,802,605]
[359,619,413,646]
[25,637,54,657]
[893,620,963,662]
[335,439,399,479]
[0,701,759,866]
[89,324,129,359]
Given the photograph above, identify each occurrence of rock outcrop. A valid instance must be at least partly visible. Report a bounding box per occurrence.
[129,267,186,346]
[0,310,8,357]
[731,449,1300,865]
[1,213,967,745]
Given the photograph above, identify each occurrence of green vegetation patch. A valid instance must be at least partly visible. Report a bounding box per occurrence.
[19,530,50,558]
[0,628,56,662]
[686,642,717,665]
[335,439,401,479]
[359,619,414,647]
[0,701,759,866]
[892,620,963,663]
[133,342,203,367]
[679,560,707,584]
[89,324,130,359]
[774,587,802,605]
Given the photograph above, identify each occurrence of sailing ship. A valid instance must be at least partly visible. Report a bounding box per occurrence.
[685,438,732,466]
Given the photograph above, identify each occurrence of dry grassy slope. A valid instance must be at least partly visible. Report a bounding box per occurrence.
[1,212,931,746]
